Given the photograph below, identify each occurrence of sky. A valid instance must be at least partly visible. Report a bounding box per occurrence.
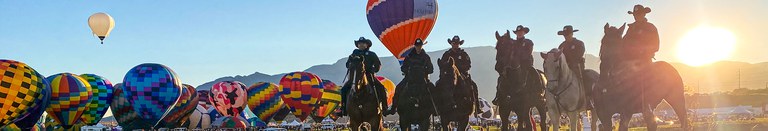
[2,0,767,88]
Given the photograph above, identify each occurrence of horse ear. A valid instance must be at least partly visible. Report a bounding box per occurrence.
[540,52,547,59]
[459,40,465,45]
[505,30,511,38]
[619,23,627,33]
[604,23,610,30]
[495,31,501,40]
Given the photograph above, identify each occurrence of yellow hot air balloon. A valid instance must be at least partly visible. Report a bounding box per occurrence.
[88,12,115,44]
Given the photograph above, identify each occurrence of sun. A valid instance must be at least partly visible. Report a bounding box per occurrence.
[676,26,736,66]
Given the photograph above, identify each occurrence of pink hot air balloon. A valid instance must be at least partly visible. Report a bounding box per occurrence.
[209,81,247,117]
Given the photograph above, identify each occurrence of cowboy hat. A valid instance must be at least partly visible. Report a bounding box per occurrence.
[447,35,464,45]
[512,25,530,34]
[557,25,579,35]
[414,38,425,46]
[628,4,651,15]
[354,37,372,47]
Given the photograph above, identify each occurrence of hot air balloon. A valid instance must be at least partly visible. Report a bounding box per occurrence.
[109,83,141,128]
[375,76,396,106]
[246,82,284,123]
[213,116,249,128]
[272,106,291,123]
[197,90,212,109]
[122,63,183,129]
[366,0,439,64]
[45,73,93,129]
[312,80,341,120]
[12,78,50,130]
[78,74,114,126]
[209,81,248,117]
[279,72,324,121]
[88,12,115,44]
[159,84,199,127]
[0,60,48,128]
[188,104,213,129]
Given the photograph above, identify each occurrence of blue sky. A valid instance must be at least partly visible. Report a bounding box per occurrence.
[2,0,766,87]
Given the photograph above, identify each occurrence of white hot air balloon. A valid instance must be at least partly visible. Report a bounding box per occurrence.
[88,12,115,44]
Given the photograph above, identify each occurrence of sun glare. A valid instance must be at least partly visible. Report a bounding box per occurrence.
[676,26,736,66]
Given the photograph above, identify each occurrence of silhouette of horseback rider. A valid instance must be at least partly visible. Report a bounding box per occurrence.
[338,37,389,116]
[493,25,535,104]
[557,25,589,101]
[388,38,435,115]
[440,35,472,75]
[623,4,659,72]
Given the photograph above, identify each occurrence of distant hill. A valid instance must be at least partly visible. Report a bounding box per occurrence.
[197,46,768,99]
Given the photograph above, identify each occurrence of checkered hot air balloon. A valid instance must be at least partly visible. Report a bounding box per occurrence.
[246,82,284,123]
[12,75,50,130]
[78,74,114,126]
[209,81,248,117]
[45,73,93,129]
[0,60,48,128]
[375,76,396,106]
[159,84,199,127]
[366,0,439,64]
[109,83,141,129]
[312,80,341,119]
[122,63,183,129]
[279,72,324,121]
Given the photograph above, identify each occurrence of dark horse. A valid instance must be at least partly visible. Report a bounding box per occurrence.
[494,31,548,131]
[594,23,690,131]
[345,59,385,131]
[434,57,479,130]
[396,63,436,131]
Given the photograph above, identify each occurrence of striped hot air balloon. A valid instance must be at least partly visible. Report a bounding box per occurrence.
[375,76,396,106]
[246,82,284,123]
[366,0,438,64]
[45,73,93,129]
[279,72,324,121]
[312,80,341,119]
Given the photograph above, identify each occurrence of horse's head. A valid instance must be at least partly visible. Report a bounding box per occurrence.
[438,57,462,85]
[495,30,519,74]
[495,30,513,48]
[602,23,625,46]
[540,48,567,89]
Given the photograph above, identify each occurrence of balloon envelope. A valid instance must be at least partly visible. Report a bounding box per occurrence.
[87,12,115,42]
[246,82,284,123]
[12,77,49,130]
[159,84,199,127]
[109,84,139,127]
[188,105,213,129]
[375,76,396,106]
[313,80,341,118]
[0,60,48,128]
[78,74,114,125]
[366,0,439,63]
[197,90,212,109]
[272,106,291,123]
[45,73,93,129]
[209,81,248,117]
[122,63,182,128]
[279,72,324,121]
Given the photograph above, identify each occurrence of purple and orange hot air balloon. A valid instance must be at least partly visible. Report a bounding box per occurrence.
[209,81,247,117]
[45,73,93,129]
[246,82,284,123]
[279,72,324,121]
[366,0,439,64]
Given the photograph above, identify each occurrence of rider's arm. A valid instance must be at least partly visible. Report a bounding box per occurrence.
[459,51,471,72]
[426,55,434,74]
[369,52,381,73]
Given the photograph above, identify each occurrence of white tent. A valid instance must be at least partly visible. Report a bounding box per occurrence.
[288,120,301,126]
[729,107,754,115]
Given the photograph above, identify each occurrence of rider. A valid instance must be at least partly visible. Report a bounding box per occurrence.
[440,35,481,110]
[557,25,589,105]
[623,4,659,70]
[493,25,534,104]
[338,37,389,116]
[388,38,434,115]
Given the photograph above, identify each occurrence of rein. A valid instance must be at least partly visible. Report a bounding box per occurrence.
[546,54,583,113]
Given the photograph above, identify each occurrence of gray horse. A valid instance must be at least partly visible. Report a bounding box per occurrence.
[541,49,599,131]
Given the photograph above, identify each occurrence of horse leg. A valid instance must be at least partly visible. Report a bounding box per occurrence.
[618,113,631,131]
[371,114,384,131]
[549,109,561,131]
[666,88,691,131]
[642,105,658,131]
[419,117,431,131]
[589,110,598,131]
[400,120,410,131]
[500,106,512,131]
[350,120,361,131]
[568,112,581,131]
[517,108,533,131]
[457,113,470,131]
[537,105,548,131]
[439,113,450,131]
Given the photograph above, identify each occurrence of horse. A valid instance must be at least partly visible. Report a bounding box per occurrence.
[345,58,385,131]
[395,62,436,131]
[593,23,691,131]
[494,30,548,131]
[541,49,600,131]
[434,57,480,130]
